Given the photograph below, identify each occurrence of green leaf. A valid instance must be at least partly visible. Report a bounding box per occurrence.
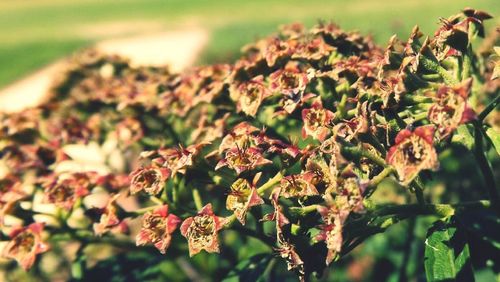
[452,124,475,150]
[222,253,273,282]
[424,217,474,282]
[485,127,500,155]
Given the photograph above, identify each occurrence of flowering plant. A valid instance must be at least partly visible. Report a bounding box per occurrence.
[0,8,499,281]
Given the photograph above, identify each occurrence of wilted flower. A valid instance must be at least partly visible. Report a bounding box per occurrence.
[2,223,49,270]
[301,98,335,141]
[428,78,476,139]
[42,172,96,209]
[93,194,122,236]
[386,125,439,185]
[191,113,228,143]
[275,241,305,278]
[0,108,40,138]
[317,205,344,265]
[136,205,181,254]
[129,166,170,195]
[269,64,309,96]
[278,172,319,198]
[115,117,144,146]
[265,38,295,67]
[96,173,130,191]
[330,175,365,213]
[218,122,260,154]
[292,38,334,61]
[231,75,271,117]
[157,143,208,176]
[215,146,272,175]
[0,175,27,225]
[180,204,226,257]
[226,174,264,225]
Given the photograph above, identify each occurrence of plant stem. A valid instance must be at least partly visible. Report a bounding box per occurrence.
[341,146,387,168]
[473,122,500,211]
[398,218,415,282]
[257,172,284,195]
[373,200,490,218]
[364,167,394,197]
[289,205,320,217]
[191,188,203,211]
[478,94,500,122]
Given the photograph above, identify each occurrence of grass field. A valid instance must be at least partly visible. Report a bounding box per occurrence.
[0,0,498,88]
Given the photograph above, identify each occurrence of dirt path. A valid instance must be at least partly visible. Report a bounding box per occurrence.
[0,27,209,113]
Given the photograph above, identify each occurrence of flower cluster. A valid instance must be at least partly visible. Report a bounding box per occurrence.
[0,8,497,281]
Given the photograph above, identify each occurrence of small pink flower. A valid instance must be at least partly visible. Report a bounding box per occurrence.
[428,78,476,139]
[2,223,49,270]
[136,205,181,254]
[129,166,170,195]
[226,174,264,225]
[301,98,335,141]
[180,204,226,257]
[386,125,439,185]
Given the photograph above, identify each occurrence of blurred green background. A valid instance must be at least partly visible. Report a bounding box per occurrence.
[0,0,498,88]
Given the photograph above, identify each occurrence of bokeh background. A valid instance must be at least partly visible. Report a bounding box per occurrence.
[0,1,499,281]
[0,0,498,88]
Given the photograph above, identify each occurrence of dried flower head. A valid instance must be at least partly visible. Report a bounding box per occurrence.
[428,78,476,139]
[180,204,226,257]
[129,166,170,195]
[93,194,122,236]
[231,75,271,117]
[2,223,49,270]
[317,205,344,265]
[301,98,335,141]
[279,172,319,198]
[136,205,181,254]
[386,125,439,185]
[216,146,272,175]
[226,174,264,225]
[42,172,96,209]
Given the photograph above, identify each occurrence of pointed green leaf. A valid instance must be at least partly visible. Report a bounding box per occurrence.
[485,127,500,155]
[424,217,474,282]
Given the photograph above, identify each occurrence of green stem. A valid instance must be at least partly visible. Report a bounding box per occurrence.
[191,188,203,211]
[477,94,500,122]
[289,204,320,217]
[411,179,426,205]
[419,56,458,85]
[364,167,394,197]
[341,146,387,168]
[473,122,500,210]
[373,200,490,218]
[256,172,284,195]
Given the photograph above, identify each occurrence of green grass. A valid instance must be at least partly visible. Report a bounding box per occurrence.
[0,0,498,87]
